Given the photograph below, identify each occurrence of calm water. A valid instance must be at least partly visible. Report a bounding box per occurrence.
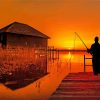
[0,51,92,100]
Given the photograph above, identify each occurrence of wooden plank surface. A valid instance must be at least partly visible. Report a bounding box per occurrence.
[50,72,100,100]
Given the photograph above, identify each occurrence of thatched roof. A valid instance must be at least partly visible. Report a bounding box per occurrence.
[0,22,50,39]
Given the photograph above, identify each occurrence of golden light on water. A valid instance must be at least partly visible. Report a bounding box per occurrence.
[67,52,72,59]
[62,52,74,61]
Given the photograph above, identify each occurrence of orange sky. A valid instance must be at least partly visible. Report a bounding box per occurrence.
[0,0,100,49]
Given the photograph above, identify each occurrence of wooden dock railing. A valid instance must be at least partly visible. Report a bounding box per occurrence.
[84,55,92,73]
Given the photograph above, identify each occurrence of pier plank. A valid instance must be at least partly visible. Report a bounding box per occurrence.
[50,72,100,100]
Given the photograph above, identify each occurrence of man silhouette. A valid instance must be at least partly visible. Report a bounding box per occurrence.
[87,36,100,75]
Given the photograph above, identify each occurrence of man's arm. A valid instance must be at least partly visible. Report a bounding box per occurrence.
[87,48,90,53]
[87,45,93,55]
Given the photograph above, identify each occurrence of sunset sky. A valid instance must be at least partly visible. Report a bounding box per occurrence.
[0,0,100,49]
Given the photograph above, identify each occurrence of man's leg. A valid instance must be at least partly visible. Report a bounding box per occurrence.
[93,60,98,75]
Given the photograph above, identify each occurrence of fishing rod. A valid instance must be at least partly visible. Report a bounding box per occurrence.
[75,32,88,49]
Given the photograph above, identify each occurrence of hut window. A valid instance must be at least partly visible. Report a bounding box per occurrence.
[1,35,3,42]
[0,34,1,43]
[0,35,1,42]
[1,34,7,47]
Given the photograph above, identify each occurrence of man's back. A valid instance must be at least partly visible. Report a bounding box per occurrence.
[91,43,100,59]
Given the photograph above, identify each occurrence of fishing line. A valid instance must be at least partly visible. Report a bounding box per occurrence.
[74,32,77,52]
[68,33,77,73]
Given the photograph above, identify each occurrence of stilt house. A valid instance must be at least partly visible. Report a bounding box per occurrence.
[0,22,49,78]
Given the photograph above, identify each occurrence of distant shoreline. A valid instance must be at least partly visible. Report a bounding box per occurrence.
[59,50,87,52]
[48,49,87,52]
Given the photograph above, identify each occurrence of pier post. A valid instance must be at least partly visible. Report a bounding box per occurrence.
[58,50,59,60]
[52,46,54,62]
[84,55,86,73]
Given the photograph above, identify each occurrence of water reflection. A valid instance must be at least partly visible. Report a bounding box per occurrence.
[0,51,93,100]
[66,52,72,59]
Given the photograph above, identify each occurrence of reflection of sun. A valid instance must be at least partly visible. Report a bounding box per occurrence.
[68,52,71,59]
[63,52,73,60]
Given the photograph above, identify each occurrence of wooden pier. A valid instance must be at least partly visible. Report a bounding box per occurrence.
[50,72,100,100]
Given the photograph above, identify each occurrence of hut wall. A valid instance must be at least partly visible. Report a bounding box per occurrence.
[0,33,48,76]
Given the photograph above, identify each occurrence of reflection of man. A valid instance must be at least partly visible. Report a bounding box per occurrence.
[87,36,100,75]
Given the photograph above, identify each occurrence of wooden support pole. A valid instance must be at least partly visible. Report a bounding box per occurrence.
[84,55,86,73]
[58,50,59,60]
[52,46,54,60]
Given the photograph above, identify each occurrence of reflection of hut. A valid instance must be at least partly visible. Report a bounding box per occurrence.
[0,22,49,77]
